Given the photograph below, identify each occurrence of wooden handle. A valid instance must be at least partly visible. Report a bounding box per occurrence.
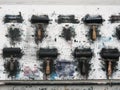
[46,60,50,75]
[92,25,97,40]
[37,29,42,39]
[108,61,112,77]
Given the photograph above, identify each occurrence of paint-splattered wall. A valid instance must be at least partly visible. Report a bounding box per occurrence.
[0,5,119,80]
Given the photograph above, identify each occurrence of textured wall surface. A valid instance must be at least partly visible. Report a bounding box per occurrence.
[0,5,119,80]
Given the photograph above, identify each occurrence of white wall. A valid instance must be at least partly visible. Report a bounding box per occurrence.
[0,0,119,5]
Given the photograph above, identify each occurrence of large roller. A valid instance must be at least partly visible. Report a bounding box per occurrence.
[38,48,59,75]
[100,48,120,78]
[73,48,93,77]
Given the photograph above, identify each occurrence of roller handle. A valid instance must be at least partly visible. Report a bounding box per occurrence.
[82,61,86,75]
[46,60,51,75]
[38,24,42,39]
[38,29,42,39]
[10,61,14,71]
[108,61,112,77]
[92,25,97,40]
[10,56,14,71]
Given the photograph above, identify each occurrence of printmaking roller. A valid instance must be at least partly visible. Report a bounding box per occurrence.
[30,15,50,24]
[4,12,23,23]
[82,14,104,41]
[109,15,120,23]
[73,48,93,76]
[30,15,50,43]
[3,48,23,58]
[3,47,23,77]
[100,48,120,78]
[38,48,59,75]
[57,15,79,24]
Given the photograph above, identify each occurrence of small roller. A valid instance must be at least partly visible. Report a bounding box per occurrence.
[100,48,120,78]
[38,48,58,75]
[73,48,93,77]
[82,14,104,41]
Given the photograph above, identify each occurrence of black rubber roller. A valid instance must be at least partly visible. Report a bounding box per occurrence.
[38,48,58,75]
[73,48,93,58]
[38,48,58,58]
[3,48,22,58]
[82,14,104,24]
[82,14,104,41]
[4,12,23,23]
[100,48,120,60]
[30,15,50,24]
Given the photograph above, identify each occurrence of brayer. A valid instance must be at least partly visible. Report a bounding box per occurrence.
[30,15,49,44]
[38,48,59,75]
[3,47,23,58]
[3,47,23,77]
[100,48,120,78]
[57,15,79,24]
[82,14,104,41]
[30,15,50,24]
[4,12,23,23]
[73,48,93,77]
